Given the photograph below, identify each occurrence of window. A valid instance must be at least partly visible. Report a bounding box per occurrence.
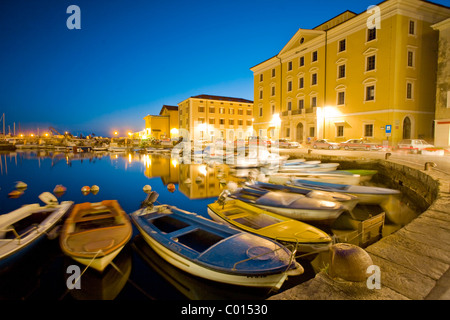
[364,124,374,137]
[298,99,304,109]
[311,73,318,85]
[311,96,317,107]
[336,125,344,137]
[259,89,263,100]
[409,20,416,35]
[271,104,275,114]
[338,64,346,79]
[209,107,215,113]
[407,82,414,100]
[287,101,292,111]
[299,56,305,67]
[246,109,252,116]
[299,77,304,89]
[271,86,276,96]
[407,50,414,67]
[338,39,346,52]
[238,120,243,126]
[367,28,377,41]
[198,118,205,124]
[229,108,234,115]
[286,128,290,137]
[287,81,292,92]
[246,120,252,126]
[260,74,263,82]
[219,119,225,125]
[219,107,225,114]
[288,61,293,71]
[366,55,376,71]
[238,109,243,115]
[259,107,263,117]
[209,118,215,125]
[366,85,375,101]
[272,69,276,77]
[229,119,234,125]
[312,51,318,62]
[198,106,205,112]
[337,91,345,105]
[309,127,315,137]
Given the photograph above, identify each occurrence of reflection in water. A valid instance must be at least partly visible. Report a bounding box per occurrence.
[0,150,421,300]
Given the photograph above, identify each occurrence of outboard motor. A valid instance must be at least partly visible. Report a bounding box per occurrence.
[141,191,160,209]
[217,189,231,206]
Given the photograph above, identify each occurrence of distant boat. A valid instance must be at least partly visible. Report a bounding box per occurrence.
[288,179,400,205]
[59,200,132,272]
[207,194,333,255]
[131,192,303,290]
[278,162,340,172]
[337,169,377,182]
[0,193,73,270]
[267,171,361,185]
[227,187,346,224]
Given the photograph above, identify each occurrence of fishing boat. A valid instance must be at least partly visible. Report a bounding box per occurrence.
[131,191,303,290]
[226,187,346,224]
[278,162,340,173]
[267,170,361,185]
[246,181,359,211]
[0,193,73,270]
[207,196,332,256]
[337,169,378,182]
[59,200,132,272]
[288,179,400,205]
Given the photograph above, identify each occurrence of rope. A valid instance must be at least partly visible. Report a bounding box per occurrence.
[110,261,156,300]
[58,249,103,300]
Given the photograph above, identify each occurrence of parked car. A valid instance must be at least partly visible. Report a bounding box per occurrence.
[248,136,271,147]
[339,139,382,151]
[397,139,435,154]
[312,139,340,150]
[273,139,300,148]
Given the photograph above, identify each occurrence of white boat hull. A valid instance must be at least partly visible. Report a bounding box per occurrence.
[134,222,299,290]
[0,201,73,264]
[71,246,124,272]
[254,204,344,224]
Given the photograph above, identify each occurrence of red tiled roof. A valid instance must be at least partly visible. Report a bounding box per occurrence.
[159,105,178,115]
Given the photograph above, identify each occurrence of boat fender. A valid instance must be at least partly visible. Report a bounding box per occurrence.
[328,243,373,282]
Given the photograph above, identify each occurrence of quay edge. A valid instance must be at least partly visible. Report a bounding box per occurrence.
[268,151,450,300]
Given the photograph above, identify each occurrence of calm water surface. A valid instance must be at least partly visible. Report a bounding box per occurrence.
[0,150,314,300]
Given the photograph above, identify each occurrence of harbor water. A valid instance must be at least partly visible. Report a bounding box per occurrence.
[0,150,418,300]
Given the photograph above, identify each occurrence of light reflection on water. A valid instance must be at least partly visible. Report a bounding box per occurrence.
[0,150,418,300]
[0,150,313,300]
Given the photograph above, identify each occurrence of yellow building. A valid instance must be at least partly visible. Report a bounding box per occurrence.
[432,17,450,147]
[143,105,179,140]
[177,94,254,142]
[251,0,450,146]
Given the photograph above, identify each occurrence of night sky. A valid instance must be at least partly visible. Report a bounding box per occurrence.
[0,0,447,137]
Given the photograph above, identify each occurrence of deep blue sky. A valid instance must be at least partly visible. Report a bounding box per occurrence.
[0,0,447,137]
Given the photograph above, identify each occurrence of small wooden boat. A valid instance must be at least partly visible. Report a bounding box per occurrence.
[0,193,73,269]
[207,196,333,255]
[246,181,359,211]
[59,200,132,272]
[289,180,400,204]
[131,192,303,290]
[227,187,346,224]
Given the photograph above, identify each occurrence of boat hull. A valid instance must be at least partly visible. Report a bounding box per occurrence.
[132,214,301,290]
[0,202,74,270]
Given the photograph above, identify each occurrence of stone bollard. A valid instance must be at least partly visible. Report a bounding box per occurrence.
[328,243,373,282]
[424,162,436,171]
